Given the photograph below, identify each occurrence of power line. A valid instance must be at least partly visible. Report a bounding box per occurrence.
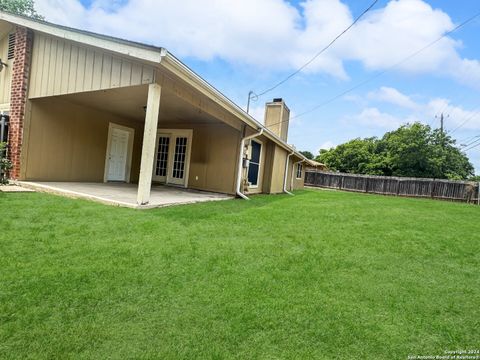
[463,138,480,151]
[247,0,380,111]
[458,134,480,144]
[260,9,480,130]
[448,107,480,134]
[461,135,480,148]
[290,10,480,121]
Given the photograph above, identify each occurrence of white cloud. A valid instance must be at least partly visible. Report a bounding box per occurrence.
[350,107,411,128]
[368,87,419,110]
[34,0,480,87]
[358,86,480,131]
[425,98,480,131]
[319,141,336,150]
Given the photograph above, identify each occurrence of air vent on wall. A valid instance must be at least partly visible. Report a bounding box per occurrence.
[7,33,15,60]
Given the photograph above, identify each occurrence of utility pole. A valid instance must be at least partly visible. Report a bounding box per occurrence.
[440,113,444,135]
[435,113,449,148]
[246,91,253,114]
[246,91,259,114]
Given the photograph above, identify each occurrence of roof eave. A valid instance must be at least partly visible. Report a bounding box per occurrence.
[0,10,165,65]
[162,52,307,160]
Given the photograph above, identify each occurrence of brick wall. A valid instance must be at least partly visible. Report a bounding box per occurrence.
[7,26,33,180]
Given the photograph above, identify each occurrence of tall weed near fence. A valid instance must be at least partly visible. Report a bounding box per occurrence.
[306,171,480,204]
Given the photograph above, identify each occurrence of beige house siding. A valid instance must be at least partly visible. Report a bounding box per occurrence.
[23,97,143,181]
[269,145,289,194]
[291,162,305,190]
[0,28,14,108]
[28,33,156,99]
[288,161,305,191]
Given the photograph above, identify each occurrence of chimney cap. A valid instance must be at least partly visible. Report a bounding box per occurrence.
[273,98,283,103]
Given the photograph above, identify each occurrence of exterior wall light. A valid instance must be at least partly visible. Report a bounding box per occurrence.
[0,59,8,72]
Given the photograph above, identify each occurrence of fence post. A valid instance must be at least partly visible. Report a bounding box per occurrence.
[340,175,344,190]
[396,179,400,196]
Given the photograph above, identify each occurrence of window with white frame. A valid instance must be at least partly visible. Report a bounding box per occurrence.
[296,163,303,179]
[247,140,262,187]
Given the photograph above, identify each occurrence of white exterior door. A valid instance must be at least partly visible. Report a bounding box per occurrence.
[152,130,192,187]
[107,128,130,181]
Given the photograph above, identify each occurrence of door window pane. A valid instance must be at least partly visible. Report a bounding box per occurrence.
[172,137,187,179]
[155,136,170,177]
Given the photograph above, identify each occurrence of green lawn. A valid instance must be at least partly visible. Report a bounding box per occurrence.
[1,189,479,359]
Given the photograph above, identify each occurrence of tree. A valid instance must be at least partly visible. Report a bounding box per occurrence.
[0,0,43,20]
[317,122,474,180]
[316,137,383,174]
[300,150,314,160]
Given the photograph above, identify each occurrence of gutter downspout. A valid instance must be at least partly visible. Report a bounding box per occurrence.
[236,128,264,200]
[283,152,295,196]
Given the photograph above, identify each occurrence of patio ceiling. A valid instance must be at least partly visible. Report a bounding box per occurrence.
[57,84,225,126]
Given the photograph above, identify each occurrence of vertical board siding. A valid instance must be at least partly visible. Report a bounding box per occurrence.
[305,171,480,205]
[28,33,155,98]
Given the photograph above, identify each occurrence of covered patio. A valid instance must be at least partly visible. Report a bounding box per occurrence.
[18,181,233,209]
[23,69,245,207]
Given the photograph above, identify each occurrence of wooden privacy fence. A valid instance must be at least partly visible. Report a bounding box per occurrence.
[305,171,480,205]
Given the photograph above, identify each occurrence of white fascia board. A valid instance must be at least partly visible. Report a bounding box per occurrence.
[0,11,165,65]
[162,52,307,160]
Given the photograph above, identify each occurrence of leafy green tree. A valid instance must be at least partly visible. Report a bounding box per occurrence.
[317,137,384,175]
[300,150,314,160]
[317,122,474,180]
[0,0,43,20]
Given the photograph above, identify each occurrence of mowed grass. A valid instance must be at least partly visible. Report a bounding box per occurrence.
[0,189,479,360]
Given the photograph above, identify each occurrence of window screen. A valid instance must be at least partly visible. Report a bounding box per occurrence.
[247,140,262,186]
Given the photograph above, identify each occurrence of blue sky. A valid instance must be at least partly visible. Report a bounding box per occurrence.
[36,0,480,174]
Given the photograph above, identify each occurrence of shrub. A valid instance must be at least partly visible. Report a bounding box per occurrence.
[0,142,12,184]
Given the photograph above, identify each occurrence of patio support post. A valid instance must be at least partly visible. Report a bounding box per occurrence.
[137,83,162,205]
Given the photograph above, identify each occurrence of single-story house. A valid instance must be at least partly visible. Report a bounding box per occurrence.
[0,11,314,207]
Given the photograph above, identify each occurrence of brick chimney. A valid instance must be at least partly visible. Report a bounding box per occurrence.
[264,98,290,142]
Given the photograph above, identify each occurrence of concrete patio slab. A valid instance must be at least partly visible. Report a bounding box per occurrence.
[0,184,35,192]
[17,182,233,209]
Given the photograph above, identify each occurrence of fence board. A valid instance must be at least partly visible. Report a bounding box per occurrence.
[306,171,480,205]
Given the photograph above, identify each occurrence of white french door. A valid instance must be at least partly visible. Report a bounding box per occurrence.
[153,129,192,187]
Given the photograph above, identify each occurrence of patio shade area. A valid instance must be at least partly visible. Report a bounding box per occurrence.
[18,182,233,209]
